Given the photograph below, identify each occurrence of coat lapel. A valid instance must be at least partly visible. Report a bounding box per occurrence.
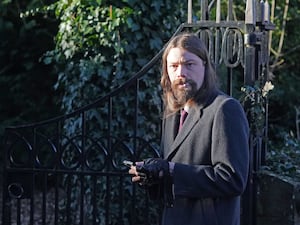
[166,106,203,160]
[168,112,180,143]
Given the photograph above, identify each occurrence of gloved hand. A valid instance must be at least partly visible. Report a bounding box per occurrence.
[136,158,170,186]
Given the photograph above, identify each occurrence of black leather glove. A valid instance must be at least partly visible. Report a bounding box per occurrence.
[137,158,174,207]
[136,158,170,186]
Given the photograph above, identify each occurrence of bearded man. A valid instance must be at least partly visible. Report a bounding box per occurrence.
[128,33,250,225]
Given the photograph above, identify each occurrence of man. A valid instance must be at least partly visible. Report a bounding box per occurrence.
[129,33,249,225]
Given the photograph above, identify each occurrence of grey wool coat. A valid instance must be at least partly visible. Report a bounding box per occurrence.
[159,90,250,225]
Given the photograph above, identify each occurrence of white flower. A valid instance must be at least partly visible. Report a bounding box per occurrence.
[262,81,274,97]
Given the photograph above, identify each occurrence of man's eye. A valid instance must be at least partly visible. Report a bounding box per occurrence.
[186,63,193,68]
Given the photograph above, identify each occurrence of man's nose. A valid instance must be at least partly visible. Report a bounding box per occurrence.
[176,64,187,78]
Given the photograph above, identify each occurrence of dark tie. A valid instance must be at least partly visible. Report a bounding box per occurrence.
[179,109,188,131]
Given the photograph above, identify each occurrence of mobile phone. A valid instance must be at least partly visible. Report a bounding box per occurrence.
[123,160,133,168]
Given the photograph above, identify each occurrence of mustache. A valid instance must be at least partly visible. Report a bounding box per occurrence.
[173,78,194,87]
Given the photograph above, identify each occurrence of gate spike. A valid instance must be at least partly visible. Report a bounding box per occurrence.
[245,0,256,25]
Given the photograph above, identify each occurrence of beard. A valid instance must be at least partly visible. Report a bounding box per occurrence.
[171,78,198,106]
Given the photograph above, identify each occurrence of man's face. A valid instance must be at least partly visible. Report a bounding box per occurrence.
[167,47,206,104]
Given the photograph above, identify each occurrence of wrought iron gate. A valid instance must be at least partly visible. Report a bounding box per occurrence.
[2,1,274,224]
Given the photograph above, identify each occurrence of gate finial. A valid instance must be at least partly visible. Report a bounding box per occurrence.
[216,0,221,23]
[245,0,256,25]
[264,0,270,23]
[188,0,192,23]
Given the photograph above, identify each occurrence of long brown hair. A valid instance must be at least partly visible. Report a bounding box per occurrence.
[160,33,219,116]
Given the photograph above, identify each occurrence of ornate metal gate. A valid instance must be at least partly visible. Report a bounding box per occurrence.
[2,1,274,224]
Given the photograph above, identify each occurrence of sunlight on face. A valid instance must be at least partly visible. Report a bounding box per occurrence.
[167,47,206,91]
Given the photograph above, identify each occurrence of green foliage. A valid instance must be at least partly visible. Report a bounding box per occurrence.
[264,131,300,181]
[33,1,186,224]
[264,1,300,180]
[0,0,60,140]
[268,70,300,141]
[44,0,185,110]
[40,0,186,143]
[240,79,274,135]
[268,0,300,138]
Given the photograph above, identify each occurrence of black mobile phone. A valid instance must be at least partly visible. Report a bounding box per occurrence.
[123,160,133,168]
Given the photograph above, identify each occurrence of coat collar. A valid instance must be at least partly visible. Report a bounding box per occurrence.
[165,90,220,160]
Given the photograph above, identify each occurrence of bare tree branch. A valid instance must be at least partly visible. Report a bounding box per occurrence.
[270,0,289,71]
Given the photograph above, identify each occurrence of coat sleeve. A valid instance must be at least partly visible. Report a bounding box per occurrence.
[173,98,250,199]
